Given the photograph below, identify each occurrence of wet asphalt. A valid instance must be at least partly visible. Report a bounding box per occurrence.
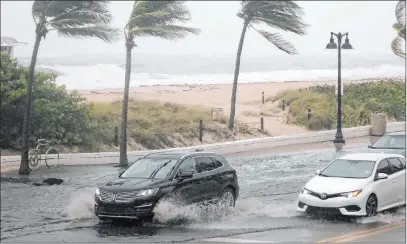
[1,145,405,243]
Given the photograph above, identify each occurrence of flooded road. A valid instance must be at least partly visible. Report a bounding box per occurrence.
[1,146,405,243]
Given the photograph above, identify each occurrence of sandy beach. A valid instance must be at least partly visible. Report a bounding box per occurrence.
[77,79,403,137]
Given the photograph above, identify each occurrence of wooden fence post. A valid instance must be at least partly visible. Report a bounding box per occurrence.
[262,92,265,104]
[114,126,119,146]
[282,99,285,111]
[260,117,264,132]
[199,120,203,142]
[307,108,312,120]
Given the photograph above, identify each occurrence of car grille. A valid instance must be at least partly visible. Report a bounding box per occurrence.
[115,191,139,202]
[98,190,139,202]
[97,204,153,216]
[306,206,341,215]
[99,189,114,202]
[99,205,137,215]
[308,190,341,200]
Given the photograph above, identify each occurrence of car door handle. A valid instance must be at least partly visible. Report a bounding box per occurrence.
[392,180,396,183]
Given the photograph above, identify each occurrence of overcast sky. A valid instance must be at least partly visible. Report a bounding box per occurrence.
[0,1,401,58]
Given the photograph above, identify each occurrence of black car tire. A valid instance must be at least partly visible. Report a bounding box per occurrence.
[365,194,378,217]
[219,188,236,208]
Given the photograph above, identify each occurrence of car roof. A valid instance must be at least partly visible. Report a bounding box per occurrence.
[339,153,404,161]
[387,131,406,136]
[145,150,219,159]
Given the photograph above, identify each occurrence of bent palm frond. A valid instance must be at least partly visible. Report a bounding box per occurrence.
[125,1,200,42]
[56,25,118,43]
[31,0,118,42]
[254,28,297,55]
[391,36,405,58]
[395,0,406,26]
[236,1,307,55]
[129,25,200,40]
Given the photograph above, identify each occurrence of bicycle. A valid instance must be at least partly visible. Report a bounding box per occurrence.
[28,139,60,170]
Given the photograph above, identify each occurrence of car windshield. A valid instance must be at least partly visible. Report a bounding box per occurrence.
[371,135,406,149]
[120,158,178,179]
[320,159,376,179]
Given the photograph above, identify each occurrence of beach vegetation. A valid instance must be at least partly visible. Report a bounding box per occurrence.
[271,80,406,130]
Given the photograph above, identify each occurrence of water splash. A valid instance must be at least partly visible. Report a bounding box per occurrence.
[356,206,406,224]
[66,191,95,220]
[153,197,299,225]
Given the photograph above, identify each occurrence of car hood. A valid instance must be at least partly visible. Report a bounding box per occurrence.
[305,175,370,194]
[100,178,167,193]
[367,148,406,156]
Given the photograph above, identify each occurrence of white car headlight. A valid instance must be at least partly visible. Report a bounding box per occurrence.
[136,188,159,197]
[95,187,100,195]
[301,188,310,194]
[340,190,362,198]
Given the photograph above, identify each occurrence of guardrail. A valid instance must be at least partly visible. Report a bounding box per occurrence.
[1,121,405,166]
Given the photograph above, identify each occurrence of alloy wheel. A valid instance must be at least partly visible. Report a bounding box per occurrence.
[366,195,377,217]
[220,189,235,208]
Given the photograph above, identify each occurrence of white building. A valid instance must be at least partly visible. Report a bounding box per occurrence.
[1,36,27,58]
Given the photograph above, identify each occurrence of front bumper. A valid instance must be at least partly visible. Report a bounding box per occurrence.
[94,196,157,219]
[296,192,367,216]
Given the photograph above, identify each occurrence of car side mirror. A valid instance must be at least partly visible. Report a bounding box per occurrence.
[314,169,321,175]
[376,173,388,180]
[177,171,193,180]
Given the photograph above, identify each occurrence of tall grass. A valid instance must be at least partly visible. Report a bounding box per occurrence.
[271,80,406,130]
[88,100,217,150]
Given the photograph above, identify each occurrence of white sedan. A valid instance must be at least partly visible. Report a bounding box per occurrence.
[297,153,406,217]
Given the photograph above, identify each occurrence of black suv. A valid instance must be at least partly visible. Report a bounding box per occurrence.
[94,151,239,221]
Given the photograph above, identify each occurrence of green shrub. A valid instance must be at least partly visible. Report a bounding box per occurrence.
[273,80,406,130]
[1,52,93,149]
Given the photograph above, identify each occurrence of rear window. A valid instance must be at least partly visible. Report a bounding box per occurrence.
[387,158,405,173]
[211,157,223,168]
[196,157,220,172]
[397,157,406,169]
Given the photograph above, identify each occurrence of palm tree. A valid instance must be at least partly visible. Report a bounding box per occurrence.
[227,1,308,130]
[19,1,118,175]
[119,1,200,166]
[392,0,406,58]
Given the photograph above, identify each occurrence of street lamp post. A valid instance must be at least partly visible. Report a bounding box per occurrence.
[326,32,353,151]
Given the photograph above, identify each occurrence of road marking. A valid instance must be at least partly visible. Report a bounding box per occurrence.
[317,221,406,243]
[334,222,406,243]
[201,237,273,243]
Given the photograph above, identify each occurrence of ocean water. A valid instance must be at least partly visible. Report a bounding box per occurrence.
[16,52,405,90]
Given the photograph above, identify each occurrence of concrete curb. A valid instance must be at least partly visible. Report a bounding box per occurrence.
[1,122,405,166]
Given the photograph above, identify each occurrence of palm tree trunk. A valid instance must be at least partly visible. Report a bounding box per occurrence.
[119,42,133,166]
[19,34,42,175]
[228,19,250,130]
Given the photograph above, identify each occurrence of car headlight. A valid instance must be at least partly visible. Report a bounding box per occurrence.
[340,190,362,198]
[95,187,100,196]
[301,188,310,194]
[136,188,159,197]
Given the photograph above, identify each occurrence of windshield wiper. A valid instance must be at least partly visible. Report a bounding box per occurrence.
[149,160,172,179]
